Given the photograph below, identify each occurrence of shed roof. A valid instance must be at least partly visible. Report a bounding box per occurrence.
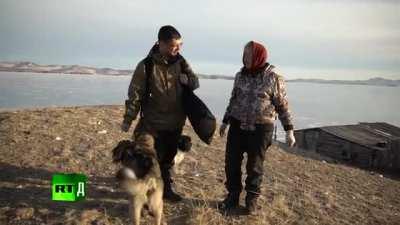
[359,122,400,138]
[300,122,400,150]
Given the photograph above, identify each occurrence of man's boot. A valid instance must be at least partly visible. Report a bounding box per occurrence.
[162,171,183,202]
[163,184,183,202]
[220,192,240,210]
[245,192,260,215]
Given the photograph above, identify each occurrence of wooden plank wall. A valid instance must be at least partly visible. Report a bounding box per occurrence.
[296,128,400,172]
[316,131,375,168]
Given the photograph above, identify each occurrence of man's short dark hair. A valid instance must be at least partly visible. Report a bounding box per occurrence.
[158,25,181,42]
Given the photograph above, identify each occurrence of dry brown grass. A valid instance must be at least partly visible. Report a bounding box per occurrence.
[0,105,399,225]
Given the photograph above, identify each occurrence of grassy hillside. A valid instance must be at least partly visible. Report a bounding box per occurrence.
[0,105,399,225]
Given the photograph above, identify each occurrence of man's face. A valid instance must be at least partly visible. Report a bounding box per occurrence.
[159,38,183,57]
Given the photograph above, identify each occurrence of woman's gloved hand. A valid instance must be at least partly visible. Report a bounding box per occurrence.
[285,130,296,147]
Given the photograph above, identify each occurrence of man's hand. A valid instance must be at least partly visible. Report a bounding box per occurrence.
[219,123,228,137]
[121,122,130,132]
[180,73,189,85]
[121,116,133,132]
[285,130,296,147]
[121,115,134,132]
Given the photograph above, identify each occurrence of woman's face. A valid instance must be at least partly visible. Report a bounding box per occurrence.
[243,45,253,69]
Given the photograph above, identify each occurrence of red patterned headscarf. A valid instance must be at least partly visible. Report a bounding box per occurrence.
[243,41,268,73]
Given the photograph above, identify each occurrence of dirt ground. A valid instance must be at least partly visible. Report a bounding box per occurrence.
[0,105,399,225]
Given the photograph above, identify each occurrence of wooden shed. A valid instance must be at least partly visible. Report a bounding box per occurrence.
[294,122,400,172]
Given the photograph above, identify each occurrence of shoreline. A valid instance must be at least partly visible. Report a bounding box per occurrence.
[1,60,399,85]
[1,70,399,87]
[0,69,234,80]
[0,104,122,113]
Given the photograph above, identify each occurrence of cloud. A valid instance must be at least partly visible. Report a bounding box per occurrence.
[0,0,399,79]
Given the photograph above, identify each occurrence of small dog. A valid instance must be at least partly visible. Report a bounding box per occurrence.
[112,134,163,225]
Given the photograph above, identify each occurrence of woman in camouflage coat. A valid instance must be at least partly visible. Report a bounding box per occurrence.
[219,41,296,214]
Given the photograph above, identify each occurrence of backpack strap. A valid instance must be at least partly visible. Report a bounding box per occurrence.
[140,56,153,118]
[179,57,189,74]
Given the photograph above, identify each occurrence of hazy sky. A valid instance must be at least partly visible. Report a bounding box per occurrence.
[1,0,399,79]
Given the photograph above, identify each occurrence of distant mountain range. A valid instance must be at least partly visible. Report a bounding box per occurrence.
[286,78,400,87]
[1,61,399,86]
[0,61,132,76]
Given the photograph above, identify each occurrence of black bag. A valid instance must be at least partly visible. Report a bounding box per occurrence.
[182,86,216,144]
